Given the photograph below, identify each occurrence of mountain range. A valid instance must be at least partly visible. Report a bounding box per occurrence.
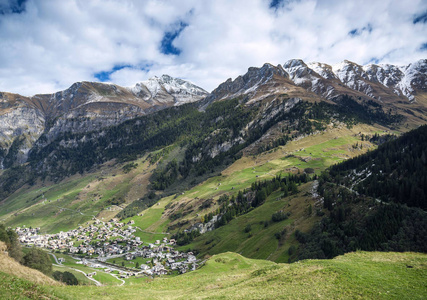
[1,59,426,168]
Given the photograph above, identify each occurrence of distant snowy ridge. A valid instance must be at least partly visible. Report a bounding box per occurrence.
[206,59,426,104]
[311,59,426,102]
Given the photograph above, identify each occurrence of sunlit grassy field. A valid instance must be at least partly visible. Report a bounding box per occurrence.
[42,251,427,299]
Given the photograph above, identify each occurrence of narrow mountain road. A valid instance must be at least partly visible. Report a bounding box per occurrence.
[109,273,125,286]
[48,252,61,265]
[134,226,170,235]
[71,268,102,286]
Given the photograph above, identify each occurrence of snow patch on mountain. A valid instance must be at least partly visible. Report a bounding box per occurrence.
[396,60,427,102]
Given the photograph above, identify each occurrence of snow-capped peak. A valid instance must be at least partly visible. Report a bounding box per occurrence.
[307,62,337,80]
[131,75,208,105]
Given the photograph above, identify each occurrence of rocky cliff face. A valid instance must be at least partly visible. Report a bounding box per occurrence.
[0,76,208,167]
[0,93,45,168]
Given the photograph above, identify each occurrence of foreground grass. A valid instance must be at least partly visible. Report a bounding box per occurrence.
[0,271,66,300]
[47,251,427,299]
[1,248,425,299]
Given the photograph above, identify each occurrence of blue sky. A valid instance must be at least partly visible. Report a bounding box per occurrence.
[0,0,426,96]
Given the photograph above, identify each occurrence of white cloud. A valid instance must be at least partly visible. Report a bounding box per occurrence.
[0,0,425,96]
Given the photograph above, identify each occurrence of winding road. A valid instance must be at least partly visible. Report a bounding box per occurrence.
[48,252,110,286]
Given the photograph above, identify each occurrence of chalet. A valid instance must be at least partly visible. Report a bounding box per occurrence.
[125,253,135,260]
[187,255,197,263]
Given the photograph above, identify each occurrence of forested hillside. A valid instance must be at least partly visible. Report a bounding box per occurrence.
[296,125,427,260]
[327,124,427,208]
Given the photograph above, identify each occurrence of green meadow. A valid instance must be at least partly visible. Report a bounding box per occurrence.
[8,251,423,299]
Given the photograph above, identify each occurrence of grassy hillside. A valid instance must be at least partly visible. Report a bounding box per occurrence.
[0,122,394,263]
[1,250,426,299]
[1,122,382,236]
[0,242,60,286]
[178,183,319,263]
[293,125,427,260]
[119,123,388,260]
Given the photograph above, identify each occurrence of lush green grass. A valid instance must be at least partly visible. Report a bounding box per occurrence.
[92,271,122,286]
[52,265,95,286]
[1,153,156,233]
[47,251,427,299]
[0,271,67,299]
[129,205,167,231]
[0,175,93,218]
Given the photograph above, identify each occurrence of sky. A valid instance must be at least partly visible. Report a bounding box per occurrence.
[0,0,426,96]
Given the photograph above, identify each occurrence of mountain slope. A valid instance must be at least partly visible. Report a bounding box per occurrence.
[1,59,426,169]
[327,124,427,208]
[0,64,416,233]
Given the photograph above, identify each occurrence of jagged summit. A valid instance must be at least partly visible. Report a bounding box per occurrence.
[326,59,426,101]
[203,63,291,105]
[206,59,426,104]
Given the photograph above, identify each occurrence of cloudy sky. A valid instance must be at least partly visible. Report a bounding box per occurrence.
[0,0,426,96]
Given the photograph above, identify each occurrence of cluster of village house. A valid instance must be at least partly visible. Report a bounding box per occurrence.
[15,218,199,276]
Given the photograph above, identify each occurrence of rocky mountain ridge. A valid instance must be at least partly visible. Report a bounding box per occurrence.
[0,76,208,167]
[206,59,427,104]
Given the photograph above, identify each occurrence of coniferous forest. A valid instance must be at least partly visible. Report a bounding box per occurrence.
[296,125,427,260]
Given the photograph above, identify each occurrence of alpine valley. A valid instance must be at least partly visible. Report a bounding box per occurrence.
[0,59,426,299]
